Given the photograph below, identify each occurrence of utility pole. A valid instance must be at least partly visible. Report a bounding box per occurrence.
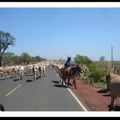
[111,45,114,68]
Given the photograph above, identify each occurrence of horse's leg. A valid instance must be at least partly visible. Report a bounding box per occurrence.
[64,78,67,87]
[62,77,67,87]
[62,77,65,86]
[67,77,71,85]
[61,76,64,85]
[62,80,63,85]
[65,79,67,87]
[73,78,77,89]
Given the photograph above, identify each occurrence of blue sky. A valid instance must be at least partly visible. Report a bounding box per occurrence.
[0,8,120,61]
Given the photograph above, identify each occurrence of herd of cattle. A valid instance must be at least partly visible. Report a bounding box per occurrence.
[0,61,120,111]
[0,62,49,81]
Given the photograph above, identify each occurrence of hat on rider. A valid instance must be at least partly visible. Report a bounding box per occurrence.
[67,56,71,60]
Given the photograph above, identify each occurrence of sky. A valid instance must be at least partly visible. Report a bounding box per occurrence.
[0,7,120,61]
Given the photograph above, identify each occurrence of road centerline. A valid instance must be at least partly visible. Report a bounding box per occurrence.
[5,84,22,97]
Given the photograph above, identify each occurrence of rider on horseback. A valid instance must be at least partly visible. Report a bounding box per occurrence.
[61,56,81,88]
[64,56,73,68]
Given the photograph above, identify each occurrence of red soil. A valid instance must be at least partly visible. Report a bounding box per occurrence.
[70,80,120,111]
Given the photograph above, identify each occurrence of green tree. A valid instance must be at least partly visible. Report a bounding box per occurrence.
[3,52,15,58]
[12,55,20,65]
[0,31,15,66]
[20,52,32,65]
[3,52,16,66]
[34,56,41,62]
[74,54,92,65]
[32,56,46,63]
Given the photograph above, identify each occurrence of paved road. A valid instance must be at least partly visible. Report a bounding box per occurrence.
[0,66,87,111]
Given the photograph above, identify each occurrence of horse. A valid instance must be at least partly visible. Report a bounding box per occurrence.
[60,65,82,89]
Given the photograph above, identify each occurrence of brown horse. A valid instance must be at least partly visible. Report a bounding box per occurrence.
[61,65,82,89]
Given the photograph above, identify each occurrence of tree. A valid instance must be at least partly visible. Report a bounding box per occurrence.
[32,56,46,63]
[0,31,15,66]
[20,52,33,65]
[12,55,20,65]
[74,54,92,65]
[35,56,41,62]
[3,52,16,66]
[2,52,21,66]
[100,56,105,61]
[34,56,46,62]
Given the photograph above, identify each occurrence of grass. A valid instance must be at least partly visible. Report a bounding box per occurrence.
[84,78,107,89]
[92,82,107,89]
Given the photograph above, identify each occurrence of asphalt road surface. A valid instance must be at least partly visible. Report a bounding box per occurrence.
[0,66,88,111]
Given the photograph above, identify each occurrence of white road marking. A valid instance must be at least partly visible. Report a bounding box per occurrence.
[5,84,22,96]
[67,88,88,111]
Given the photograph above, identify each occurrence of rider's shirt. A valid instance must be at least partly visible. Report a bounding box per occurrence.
[64,60,72,67]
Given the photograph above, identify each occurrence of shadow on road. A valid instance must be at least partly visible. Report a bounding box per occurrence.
[52,80,68,88]
[54,84,67,88]
[0,78,6,81]
[24,74,30,76]
[97,89,109,93]
[52,80,61,84]
[13,79,20,82]
[30,75,34,76]
[26,80,33,82]
[9,76,15,79]
[52,80,73,89]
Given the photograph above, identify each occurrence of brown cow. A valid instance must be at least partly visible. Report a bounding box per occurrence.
[106,72,120,111]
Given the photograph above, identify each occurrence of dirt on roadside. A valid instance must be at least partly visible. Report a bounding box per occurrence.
[69,80,120,111]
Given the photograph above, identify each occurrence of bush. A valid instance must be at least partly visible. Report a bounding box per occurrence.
[93,81,107,89]
[88,63,107,83]
[84,78,94,85]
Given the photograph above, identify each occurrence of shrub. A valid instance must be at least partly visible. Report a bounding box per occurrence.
[88,63,107,83]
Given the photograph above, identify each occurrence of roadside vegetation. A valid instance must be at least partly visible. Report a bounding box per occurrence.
[74,54,109,89]
[2,52,46,66]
